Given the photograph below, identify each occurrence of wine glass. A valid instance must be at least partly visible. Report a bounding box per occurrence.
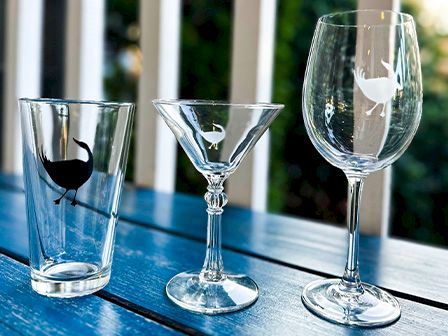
[301,10,422,327]
[153,99,283,314]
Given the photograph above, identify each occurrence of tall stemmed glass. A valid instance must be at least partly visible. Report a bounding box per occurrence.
[301,10,422,327]
[153,99,283,314]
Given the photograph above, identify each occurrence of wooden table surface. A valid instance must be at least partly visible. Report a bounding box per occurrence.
[0,174,447,335]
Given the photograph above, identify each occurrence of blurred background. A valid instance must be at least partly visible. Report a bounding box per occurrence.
[1,0,447,247]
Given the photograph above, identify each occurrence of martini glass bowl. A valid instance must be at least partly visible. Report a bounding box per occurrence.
[153,99,283,314]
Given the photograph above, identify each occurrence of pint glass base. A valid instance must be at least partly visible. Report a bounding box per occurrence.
[31,262,110,298]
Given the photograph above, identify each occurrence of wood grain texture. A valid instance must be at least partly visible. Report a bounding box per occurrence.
[0,186,447,335]
[117,186,448,306]
[0,254,181,336]
[109,222,448,335]
[1,175,448,305]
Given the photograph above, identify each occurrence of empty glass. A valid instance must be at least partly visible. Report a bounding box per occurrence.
[20,98,134,297]
[153,99,283,314]
[301,10,422,326]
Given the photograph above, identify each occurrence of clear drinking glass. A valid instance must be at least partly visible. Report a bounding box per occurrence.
[20,98,134,297]
[153,99,283,314]
[301,10,422,326]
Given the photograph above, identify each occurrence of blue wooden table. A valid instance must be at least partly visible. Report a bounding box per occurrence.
[0,174,447,335]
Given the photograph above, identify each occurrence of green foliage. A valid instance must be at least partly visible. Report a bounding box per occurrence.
[104,0,139,181]
[269,0,356,223]
[103,0,448,246]
[176,0,231,195]
[391,1,448,245]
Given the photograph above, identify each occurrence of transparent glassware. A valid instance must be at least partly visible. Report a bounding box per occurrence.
[20,98,134,297]
[153,99,284,314]
[301,10,422,327]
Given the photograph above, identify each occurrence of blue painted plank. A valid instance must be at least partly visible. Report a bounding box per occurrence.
[0,173,23,191]
[0,187,447,335]
[117,186,448,306]
[0,254,181,336]
[2,174,448,306]
[110,222,448,335]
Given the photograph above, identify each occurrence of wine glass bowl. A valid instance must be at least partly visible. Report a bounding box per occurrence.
[304,11,422,178]
[153,99,283,314]
[302,10,422,327]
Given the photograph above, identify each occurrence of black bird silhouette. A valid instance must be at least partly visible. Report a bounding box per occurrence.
[39,138,93,206]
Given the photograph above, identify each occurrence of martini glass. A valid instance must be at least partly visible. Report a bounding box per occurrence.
[301,10,422,326]
[153,99,283,314]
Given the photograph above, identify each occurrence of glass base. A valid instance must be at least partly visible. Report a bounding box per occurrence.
[302,279,400,327]
[166,270,259,314]
[31,262,111,298]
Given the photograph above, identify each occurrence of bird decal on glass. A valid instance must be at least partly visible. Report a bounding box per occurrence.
[353,60,402,117]
[198,123,226,150]
[39,138,93,206]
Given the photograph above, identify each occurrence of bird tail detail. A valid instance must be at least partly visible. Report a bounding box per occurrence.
[39,148,51,169]
[353,67,365,89]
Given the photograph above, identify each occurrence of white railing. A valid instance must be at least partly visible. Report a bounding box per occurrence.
[356,0,399,236]
[3,0,43,173]
[65,0,104,101]
[1,0,399,235]
[228,0,277,211]
[135,0,180,192]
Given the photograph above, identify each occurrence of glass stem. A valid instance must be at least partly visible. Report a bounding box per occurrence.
[339,176,365,293]
[201,174,228,282]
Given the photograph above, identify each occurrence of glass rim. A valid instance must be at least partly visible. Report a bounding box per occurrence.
[19,97,134,108]
[152,99,285,109]
[318,9,414,28]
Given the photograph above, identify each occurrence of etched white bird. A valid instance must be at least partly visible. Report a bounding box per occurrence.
[199,123,226,149]
[353,60,402,117]
[324,102,336,144]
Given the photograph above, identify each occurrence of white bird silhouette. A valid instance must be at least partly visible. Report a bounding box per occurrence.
[353,60,402,117]
[199,123,226,149]
[324,102,336,144]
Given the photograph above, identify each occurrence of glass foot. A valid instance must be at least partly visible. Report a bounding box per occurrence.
[166,270,259,314]
[302,279,400,327]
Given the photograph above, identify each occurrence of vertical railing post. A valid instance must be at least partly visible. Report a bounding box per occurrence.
[227,0,278,211]
[356,0,400,236]
[64,0,105,165]
[65,0,105,100]
[2,0,44,173]
[135,0,180,191]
